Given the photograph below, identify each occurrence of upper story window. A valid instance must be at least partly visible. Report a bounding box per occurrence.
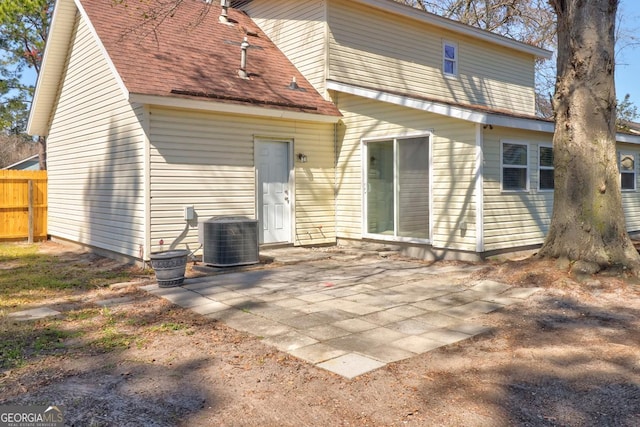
[502,141,529,191]
[443,41,458,77]
[538,145,554,191]
[619,152,636,191]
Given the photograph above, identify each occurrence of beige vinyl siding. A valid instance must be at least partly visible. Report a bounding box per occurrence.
[482,128,553,251]
[334,92,477,251]
[327,0,536,116]
[240,0,327,95]
[47,14,146,258]
[148,107,335,252]
[618,143,640,232]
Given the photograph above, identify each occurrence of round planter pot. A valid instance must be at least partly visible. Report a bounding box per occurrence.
[150,249,189,287]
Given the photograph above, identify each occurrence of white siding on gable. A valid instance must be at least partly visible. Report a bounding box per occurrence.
[240,0,327,95]
[327,0,536,116]
[47,14,146,258]
[148,107,335,253]
[334,92,478,252]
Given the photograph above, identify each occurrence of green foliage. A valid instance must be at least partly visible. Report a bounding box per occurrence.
[0,0,53,134]
[617,93,639,131]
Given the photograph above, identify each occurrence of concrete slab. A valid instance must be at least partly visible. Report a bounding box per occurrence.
[439,300,504,320]
[190,300,230,316]
[289,343,348,364]
[469,280,512,294]
[137,246,544,378]
[316,353,386,379]
[392,335,446,354]
[332,318,377,333]
[363,345,415,363]
[500,287,543,299]
[8,307,61,321]
[421,328,472,345]
[304,324,352,341]
[261,331,318,352]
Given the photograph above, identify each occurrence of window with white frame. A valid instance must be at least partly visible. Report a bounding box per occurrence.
[619,152,636,191]
[443,41,458,77]
[502,141,529,191]
[538,145,554,191]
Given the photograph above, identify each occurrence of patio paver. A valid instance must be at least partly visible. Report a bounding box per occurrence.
[142,249,542,378]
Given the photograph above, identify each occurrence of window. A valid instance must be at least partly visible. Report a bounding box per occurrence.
[502,141,529,191]
[365,135,430,241]
[443,41,458,77]
[619,152,636,191]
[538,145,554,191]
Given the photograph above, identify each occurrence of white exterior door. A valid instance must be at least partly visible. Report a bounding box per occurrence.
[256,140,291,244]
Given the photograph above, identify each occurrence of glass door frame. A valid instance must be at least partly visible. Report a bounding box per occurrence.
[361,132,433,244]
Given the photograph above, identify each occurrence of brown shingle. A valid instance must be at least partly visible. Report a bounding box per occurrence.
[79,0,341,117]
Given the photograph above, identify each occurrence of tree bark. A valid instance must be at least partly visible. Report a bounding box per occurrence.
[539,0,640,272]
[38,135,47,170]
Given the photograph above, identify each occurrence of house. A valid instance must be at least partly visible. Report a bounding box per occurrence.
[3,154,40,171]
[234,0,640,259]
[28,0,640,264]
[28,0,341,263]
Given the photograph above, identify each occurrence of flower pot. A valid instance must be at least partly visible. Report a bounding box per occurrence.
[150,249,189,287]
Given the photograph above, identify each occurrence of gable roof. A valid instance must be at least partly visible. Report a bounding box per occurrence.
[28,0,341,135]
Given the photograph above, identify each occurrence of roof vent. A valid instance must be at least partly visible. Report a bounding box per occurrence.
[287,77,306,92]
[238,37,250,79]
[219,0,229,23]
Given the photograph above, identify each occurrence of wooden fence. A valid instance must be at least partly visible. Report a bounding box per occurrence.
[0,170,47,242]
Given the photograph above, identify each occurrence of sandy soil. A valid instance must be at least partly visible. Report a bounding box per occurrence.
[1,244,639,426]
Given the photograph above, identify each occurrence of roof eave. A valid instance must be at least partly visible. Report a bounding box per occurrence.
[129,93,342,123]
[27,0,78,136]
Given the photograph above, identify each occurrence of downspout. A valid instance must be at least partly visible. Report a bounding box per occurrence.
[475,123,485,254]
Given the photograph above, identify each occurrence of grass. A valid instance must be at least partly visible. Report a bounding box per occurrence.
[0,320,76,370]
[0,243,134,310]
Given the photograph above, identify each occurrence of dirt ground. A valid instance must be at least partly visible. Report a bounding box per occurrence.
[1,242,640,426]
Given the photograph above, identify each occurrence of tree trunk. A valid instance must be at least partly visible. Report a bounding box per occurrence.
[539,0,640,272]
[38,135,47,170]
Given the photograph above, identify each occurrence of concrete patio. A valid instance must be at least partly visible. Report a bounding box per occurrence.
[140,248,541,379]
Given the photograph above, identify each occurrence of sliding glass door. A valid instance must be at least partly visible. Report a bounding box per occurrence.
[364,135,430,241]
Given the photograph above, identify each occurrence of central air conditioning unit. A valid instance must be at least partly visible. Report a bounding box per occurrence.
[198,216,259,267]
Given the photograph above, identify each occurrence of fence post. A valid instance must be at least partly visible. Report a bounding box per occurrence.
[28,179,34,244]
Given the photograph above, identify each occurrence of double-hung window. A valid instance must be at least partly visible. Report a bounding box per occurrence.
[502,141,529,191]
[619,152,636,191]
[538,145,554,191]
[443,41,458,77]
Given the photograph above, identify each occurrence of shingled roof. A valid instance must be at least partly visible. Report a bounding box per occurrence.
[79,0,341,118]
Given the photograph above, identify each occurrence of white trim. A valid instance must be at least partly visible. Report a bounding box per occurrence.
[254,137,295,244]
[538,143,554,192]
[361,133,432,243]
[501,140,530,192]
[442,40,458,78]
[475,124,484,253]
[326,80,556,133]
[129,94,341,123]
[619,150,637,192]
[27,0,77,135]
[349,0,553,59]
[142,104,152,260]
[2,154,39,170]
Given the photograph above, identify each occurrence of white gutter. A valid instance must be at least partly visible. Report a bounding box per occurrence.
[326,80,555,133]
[129,94,341,123]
